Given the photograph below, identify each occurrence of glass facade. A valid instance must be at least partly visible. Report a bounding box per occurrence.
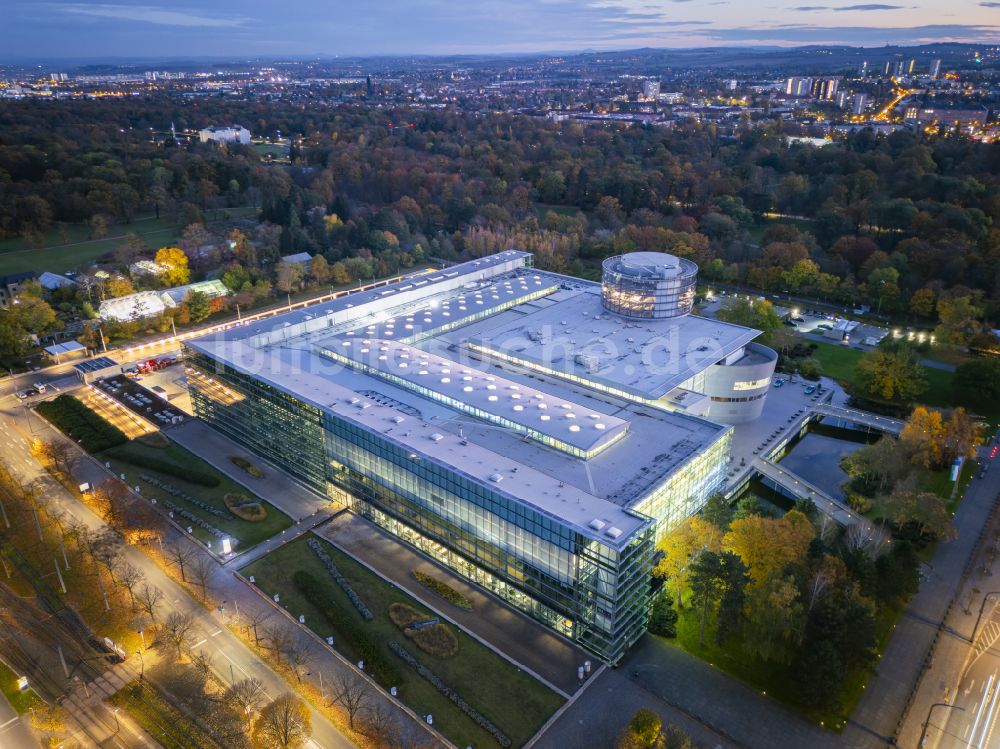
[185,346,655,663]
[601,254,698,319]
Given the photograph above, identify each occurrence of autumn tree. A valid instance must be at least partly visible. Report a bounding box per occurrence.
[308,255,331,284]
[252,694,312,749]
[855,342,927,402]
[155,246,191,286]
[275,261,304,294]
[722,510,814,589]
[136,583,164,624]
[158,611,195,660]
[654,516,721,607]
[330,671,370,730]
[899,407,946,469]
[226,677,266,731]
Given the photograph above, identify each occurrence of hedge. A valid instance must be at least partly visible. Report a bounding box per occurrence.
[36,395,127,453]
[292,571,401,686]
[104,444,221,487]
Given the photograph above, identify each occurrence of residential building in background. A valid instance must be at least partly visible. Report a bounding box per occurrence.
[184,250,776,662]
[198,125,251,144]
[642,79,660,100]
[930,58,942,79]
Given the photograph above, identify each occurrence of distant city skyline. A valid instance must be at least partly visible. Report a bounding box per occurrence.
[1,0,998,60]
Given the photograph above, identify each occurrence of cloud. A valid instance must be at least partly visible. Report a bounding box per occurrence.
[792,2,904,9]
[981,1,1000,6]
[49,3,250,27]
[701,23,999,43]
[835,3,903,9]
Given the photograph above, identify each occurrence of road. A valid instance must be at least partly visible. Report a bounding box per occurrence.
[0,394,358,749]
[936,601,1000,749]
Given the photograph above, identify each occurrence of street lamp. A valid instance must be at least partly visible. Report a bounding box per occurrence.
[136,649,144,680]
[917,702,964,746]
[971,591,1000,639]
[111,706,121,734]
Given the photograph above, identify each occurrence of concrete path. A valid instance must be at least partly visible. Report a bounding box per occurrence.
[320,512,590,697]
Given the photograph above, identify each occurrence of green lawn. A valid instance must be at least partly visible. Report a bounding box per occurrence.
[100,440,292,551]
[668,600,896,729]
[0,660,41,715]
[806,340,863,384]
[111,682,216,749]
[0,207,259,276]
[243,536,563,749]
[806,339,991,419]
[252,142,289,159]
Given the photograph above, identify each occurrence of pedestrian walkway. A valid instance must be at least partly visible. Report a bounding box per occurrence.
[753,456,868,527]
[319,513,589,696]
[228,508,340,568]
[812,403,905,435]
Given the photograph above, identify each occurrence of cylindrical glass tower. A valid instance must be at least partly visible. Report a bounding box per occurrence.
[601,252,698,319]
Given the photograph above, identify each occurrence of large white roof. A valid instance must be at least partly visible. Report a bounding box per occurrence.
[186,251,745,547]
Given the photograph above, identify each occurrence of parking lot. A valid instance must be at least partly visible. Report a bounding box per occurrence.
[93,374,188,429]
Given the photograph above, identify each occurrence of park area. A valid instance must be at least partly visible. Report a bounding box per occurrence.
[806,339,998,422]
[242,535,564,749]
[100,438,292,551]
[0,207,258,276]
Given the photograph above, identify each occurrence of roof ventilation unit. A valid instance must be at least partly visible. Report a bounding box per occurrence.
[605,527,623,540]
[589,518,607,531]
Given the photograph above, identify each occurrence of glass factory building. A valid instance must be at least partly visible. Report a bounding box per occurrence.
[184,250,774,662]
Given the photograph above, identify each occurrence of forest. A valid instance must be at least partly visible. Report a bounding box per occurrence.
[0,95,997,336]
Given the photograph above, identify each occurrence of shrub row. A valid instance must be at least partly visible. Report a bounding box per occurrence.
[306,538,373,620]
[162,501,227,541]
[412,570,473,610]
[104,445,221,487]
[388,640,510,747]
[292,570,400,686]
[140,474,230,518]
[36,395,127,453]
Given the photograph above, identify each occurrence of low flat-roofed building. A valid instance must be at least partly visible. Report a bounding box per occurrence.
[184,250,774,661]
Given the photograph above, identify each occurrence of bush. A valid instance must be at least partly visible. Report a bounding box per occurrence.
[104,444,221,486]
[229,455,264,478]
[223,493,267,521]
[292,571,400,686]
[648,591,678,638]
[389,603,459,658]
[36,395,127,453]
[846,492,873,514]
[412,570,473,610]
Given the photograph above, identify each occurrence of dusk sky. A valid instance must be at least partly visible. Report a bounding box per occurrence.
[3,0,999,59]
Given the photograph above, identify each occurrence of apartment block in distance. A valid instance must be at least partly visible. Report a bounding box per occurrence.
[184,251,777,661]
